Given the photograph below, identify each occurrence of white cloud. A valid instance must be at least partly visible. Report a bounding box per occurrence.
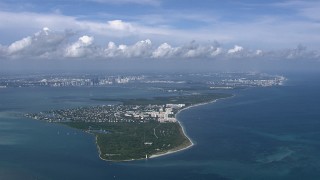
[126,39,152,57]
[152,43,177,58]
[7,36,32,54]
[152,41,222,59]
[1,28,319,61]
[228,45,244,54]
[79,36,94,45]
[42,27,50,35]
[284,44,312,59]
[2,9,320,50]
[65,35,94,58]
[211,47,222,56]
[103,39,152,58]
[182,42,210,58]
[256,50,263,55]
[4,28,70,58]
[103,41,119,58]
[106,20,134,32]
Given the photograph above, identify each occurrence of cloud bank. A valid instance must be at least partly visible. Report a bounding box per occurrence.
[0,28,319,61]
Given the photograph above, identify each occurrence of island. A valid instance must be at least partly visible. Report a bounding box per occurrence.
[25,93,231,161]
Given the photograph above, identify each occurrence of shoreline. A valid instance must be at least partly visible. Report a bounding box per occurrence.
[148,102,213,159]
[149,96,234,159]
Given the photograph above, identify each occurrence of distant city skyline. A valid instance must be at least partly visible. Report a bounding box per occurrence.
[0,0,319,69]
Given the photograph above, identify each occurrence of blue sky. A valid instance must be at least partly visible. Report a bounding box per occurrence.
[0,0,319,61]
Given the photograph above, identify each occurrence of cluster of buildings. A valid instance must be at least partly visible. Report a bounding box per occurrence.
[0,75,145,88]
[25,103,186,124]
[208,75,286,88]
[39,76,144,87]
[0,73,286,89]
[125,104,185,123]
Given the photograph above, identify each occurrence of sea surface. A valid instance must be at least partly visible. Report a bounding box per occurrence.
[1,73,320,180]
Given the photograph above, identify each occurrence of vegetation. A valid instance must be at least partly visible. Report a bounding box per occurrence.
[59,93,232,161]
[65,121,190,161]
[92,93,231,106]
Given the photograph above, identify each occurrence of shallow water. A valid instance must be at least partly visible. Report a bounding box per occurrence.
[1,73,320,179]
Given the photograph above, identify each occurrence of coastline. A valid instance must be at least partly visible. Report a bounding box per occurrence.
[148,120,193,159]
[149,97,230,159]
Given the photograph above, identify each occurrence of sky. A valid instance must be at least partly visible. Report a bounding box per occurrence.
[0,0,319,72]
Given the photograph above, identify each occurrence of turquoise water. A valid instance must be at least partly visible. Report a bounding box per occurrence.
[1,73,320,179]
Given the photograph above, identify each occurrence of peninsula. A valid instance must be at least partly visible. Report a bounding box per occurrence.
[26,93,231,161]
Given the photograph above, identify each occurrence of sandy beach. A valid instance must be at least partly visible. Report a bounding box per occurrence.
[149,99,221,159]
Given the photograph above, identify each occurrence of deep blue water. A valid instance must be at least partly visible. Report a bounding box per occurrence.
[1,73,320,179]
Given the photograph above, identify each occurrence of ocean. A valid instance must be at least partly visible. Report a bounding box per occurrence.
[1,73,320,180]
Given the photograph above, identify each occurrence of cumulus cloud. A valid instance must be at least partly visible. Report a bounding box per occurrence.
[285,44,307,59]
[1,28,319,61]
[184,42,223,58]
[65,35,95,58]
[152,43,177,58]
[256,50,263,55]
[228,45,244,54]
[7,36,32,54]
[2,0,320,50]
[281,44,319,59]
[125,39,152,57]
[103,39,152,58]
[152,41,222,59]
[4,27,71,58]
[103,41,118,57]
